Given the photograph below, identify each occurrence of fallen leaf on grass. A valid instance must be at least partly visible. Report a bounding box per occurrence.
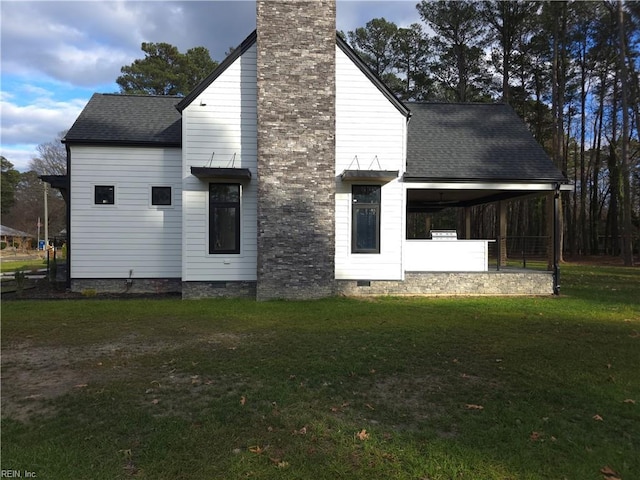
[365,403,375,410]
[356,429,370,441]
[119,449,133,460]
[530,431,542,441]
[74,383,88,389]
[465,404,484,410]
[623,398,636,404]
[151,399,160,405]
[292,426,307,436]
[249,446,264,454]
[592,414,603,421]
[267,452,287,468]
[600,466,621,479]
[240,396,246,406]
[330,402,350,413]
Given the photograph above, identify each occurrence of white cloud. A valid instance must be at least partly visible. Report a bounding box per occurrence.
[0,145,38,172]
[0,0,424,172]
[2,97,86,142]
[1,91,87,171]
[0,1,256,87]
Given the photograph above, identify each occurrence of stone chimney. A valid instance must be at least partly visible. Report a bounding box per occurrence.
[256,1,336,300]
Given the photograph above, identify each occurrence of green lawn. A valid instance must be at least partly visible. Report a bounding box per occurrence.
[0,258,47,273]
[1,263,638,479]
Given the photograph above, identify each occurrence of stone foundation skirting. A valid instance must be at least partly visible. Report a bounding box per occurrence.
[71,271,553,298]
[336,271,554,296]
[71,278,182,295]
[182,281,257,299]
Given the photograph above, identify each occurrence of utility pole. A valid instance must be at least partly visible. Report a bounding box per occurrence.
[44,181,49,248]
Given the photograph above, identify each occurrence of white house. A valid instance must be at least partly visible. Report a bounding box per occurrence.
[57,1,569,299]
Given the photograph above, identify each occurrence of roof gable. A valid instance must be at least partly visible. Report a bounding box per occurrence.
[405,103,567,183]
[176,30,257,112]
[63,93,182,146]
[176,30,409,118]
[335,34,409,118]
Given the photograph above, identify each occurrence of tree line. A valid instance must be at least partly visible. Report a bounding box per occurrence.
[345,1,639,265]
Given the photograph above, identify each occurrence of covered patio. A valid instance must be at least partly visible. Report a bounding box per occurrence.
[399,103,570,294]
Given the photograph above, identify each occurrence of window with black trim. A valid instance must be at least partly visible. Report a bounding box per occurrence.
[352,185,380,253]
[151,186,172,206]
[209,183,240,254]
[95,185,114,205]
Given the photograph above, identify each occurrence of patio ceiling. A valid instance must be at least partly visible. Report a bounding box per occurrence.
[406,183,568,212]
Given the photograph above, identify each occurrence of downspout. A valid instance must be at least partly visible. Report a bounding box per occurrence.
[64,142,71,290]
[553,183,560,295]
[401,112,412,281]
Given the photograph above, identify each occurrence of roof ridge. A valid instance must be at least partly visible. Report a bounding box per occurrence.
[407,101,507,106]
[99,93,183,99]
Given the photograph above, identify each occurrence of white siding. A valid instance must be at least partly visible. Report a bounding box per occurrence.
[335,46,407,280]
[70,146,182,278]
[182,44,258,282]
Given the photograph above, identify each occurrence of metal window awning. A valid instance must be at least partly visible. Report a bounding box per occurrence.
[340,170,399,183]
[190,167,252,181]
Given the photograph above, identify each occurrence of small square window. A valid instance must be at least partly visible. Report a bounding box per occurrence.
[95,185,114,205]
[151,186,172,206]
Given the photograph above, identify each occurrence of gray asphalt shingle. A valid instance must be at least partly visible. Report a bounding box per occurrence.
[406,102,566,182]
[64,96,565,186]
[63,93,182,146]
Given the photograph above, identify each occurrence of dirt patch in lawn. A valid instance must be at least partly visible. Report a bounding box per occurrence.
[1,332,250,423]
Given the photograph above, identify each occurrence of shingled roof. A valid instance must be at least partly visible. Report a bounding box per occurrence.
[405,102,566,183]
[63,93,182,146]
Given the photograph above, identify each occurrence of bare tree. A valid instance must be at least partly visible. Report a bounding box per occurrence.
[28,130,67,175]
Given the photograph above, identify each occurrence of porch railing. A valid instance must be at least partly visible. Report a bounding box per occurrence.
[491,236,550,270]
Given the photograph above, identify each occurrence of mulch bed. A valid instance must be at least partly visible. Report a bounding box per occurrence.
[1,279,179,301]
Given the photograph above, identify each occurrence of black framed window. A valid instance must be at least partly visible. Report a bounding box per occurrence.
[95,185,114,205]
[209,183,240,254]
[151,186,172,206]
[352,185,380,253]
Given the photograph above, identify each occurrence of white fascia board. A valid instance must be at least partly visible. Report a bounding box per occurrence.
[403,181,570,191]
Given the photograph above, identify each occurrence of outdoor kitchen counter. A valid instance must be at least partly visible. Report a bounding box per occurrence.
[404,238,494,272]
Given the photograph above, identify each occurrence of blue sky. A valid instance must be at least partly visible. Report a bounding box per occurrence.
[1,0,422,171]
